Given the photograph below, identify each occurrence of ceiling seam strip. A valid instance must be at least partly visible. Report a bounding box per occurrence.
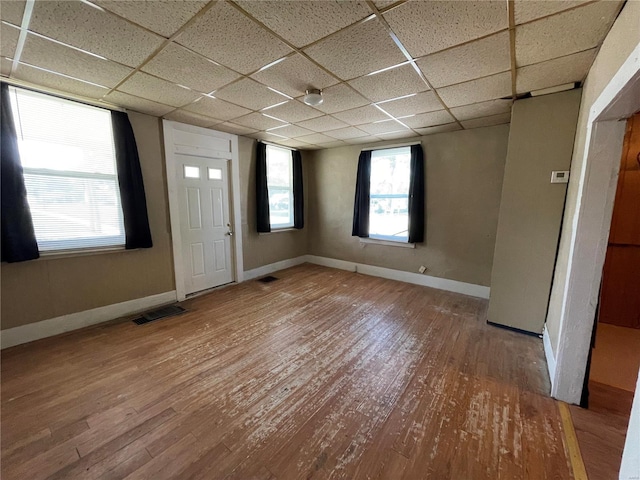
[508,0,518,99]
[226,0,415,139]
[365,0,464,132]
[10,0,35,75]
[100,0,221,105]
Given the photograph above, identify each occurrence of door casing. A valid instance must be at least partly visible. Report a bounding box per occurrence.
[163,120,244,301]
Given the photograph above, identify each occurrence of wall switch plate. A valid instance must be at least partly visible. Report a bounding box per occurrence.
[418,265,427,274]
[551,171,570,183]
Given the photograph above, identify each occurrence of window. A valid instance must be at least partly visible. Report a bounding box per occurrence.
[266,144,294,229]
[9,87,125,252]
[369,146,411,242]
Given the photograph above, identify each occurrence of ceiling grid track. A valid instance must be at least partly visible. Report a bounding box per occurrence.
[507,0,518,100]
[0,0,623,148]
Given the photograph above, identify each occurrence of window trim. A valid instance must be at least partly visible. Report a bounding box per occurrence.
[266,144,295,230]
[9,85,126,254]
[367,146,412,243]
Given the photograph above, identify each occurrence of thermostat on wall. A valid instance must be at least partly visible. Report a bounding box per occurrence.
[551,171,570,183]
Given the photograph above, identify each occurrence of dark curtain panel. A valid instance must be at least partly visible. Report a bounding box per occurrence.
[292,150,304,229]
[111,111,152,249]
[351,150,372,238]
[408,144,425,243]
[1,83,40,262]
[256,141,271,233]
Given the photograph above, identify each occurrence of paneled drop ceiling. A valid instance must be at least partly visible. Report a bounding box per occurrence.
[0,0,624,149]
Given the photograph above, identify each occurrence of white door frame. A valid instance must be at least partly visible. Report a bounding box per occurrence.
[550,44,640,403]
[162,120,244,301]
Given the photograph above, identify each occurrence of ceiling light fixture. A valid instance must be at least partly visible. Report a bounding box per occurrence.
[303,88,323,106]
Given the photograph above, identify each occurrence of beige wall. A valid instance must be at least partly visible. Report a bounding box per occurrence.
[1,119,313,330]
[307,125,509,287]
[546,1,640,353]
[1,112,175,330]
[237,137,309,271]
[488,90,581,334]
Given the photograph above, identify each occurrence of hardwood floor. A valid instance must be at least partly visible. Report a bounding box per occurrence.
[1,264,574,479]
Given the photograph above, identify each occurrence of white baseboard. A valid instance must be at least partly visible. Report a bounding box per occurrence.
[1,290,177,349]
[305,255,490,299]
[243,256,307,281]
[543,325,556,388]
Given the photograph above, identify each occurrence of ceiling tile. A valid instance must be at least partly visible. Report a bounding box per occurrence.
[0,0,25,26]
[373,0,399,9]
[449,98,512,121]
[104,91,174,116]
[233,112,287,130]
[118,71,201,107]
[515,1,622,67]
[213,78,287,110]
[304,18,406,80]
[324,126,369,140]
[29,1,165,68]
[438,72,512,108]
[296,115,350,132]
[332,105,390,126]
[214,122,258,136]
[175,1,292,75]
[384,1,507,58]
[378,130,420,141]
[268,124,315,138]
[13,63,109,99]
[358,121,409,135]
[1,56,12,76]
[348,64,428,103]
[20,33,133,88]
[142,43,239,94]
[514,0,591,25]
[401,110,455,129]
[461,112,511,129]
[0,23,19,58]
[307,83,369,114]
[264,131,291,142]
[261,99,323,123]
[183,95,251,121]
[417,31,510,88]
[319,140,350,148]
[415,123,462,136]
[278,138,315,149]
[346,135,384,144]
[234,0,372,48]
[377,91,442,117]
[250,53,339,98]
[93,0,209,38]
[516,49,597,94]
[164,109,220,128]
[296,132,337,145]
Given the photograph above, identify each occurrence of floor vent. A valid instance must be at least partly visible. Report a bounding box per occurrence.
[133,305,186,325]
[258,275,278,283]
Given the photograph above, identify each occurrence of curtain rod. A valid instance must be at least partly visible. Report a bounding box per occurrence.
[361,140,422,151]
[1,76,126,112]
[258,140,297,151]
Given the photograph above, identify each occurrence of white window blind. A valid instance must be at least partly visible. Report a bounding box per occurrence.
[9,87,125,253]
[266,144,294,229]
[369,146,411,242]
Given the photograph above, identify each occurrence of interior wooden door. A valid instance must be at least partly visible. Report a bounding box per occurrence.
[598,113,640,328]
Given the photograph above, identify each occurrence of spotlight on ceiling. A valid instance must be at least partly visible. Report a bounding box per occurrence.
[303,88,323,107]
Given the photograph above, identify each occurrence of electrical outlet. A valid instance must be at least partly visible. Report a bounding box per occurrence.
[418,265,427,274]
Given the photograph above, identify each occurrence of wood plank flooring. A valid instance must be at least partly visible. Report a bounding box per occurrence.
[1,264,574,479]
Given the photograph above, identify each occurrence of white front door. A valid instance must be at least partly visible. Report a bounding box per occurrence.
[177,156,233,294]
[163,120,243,300]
